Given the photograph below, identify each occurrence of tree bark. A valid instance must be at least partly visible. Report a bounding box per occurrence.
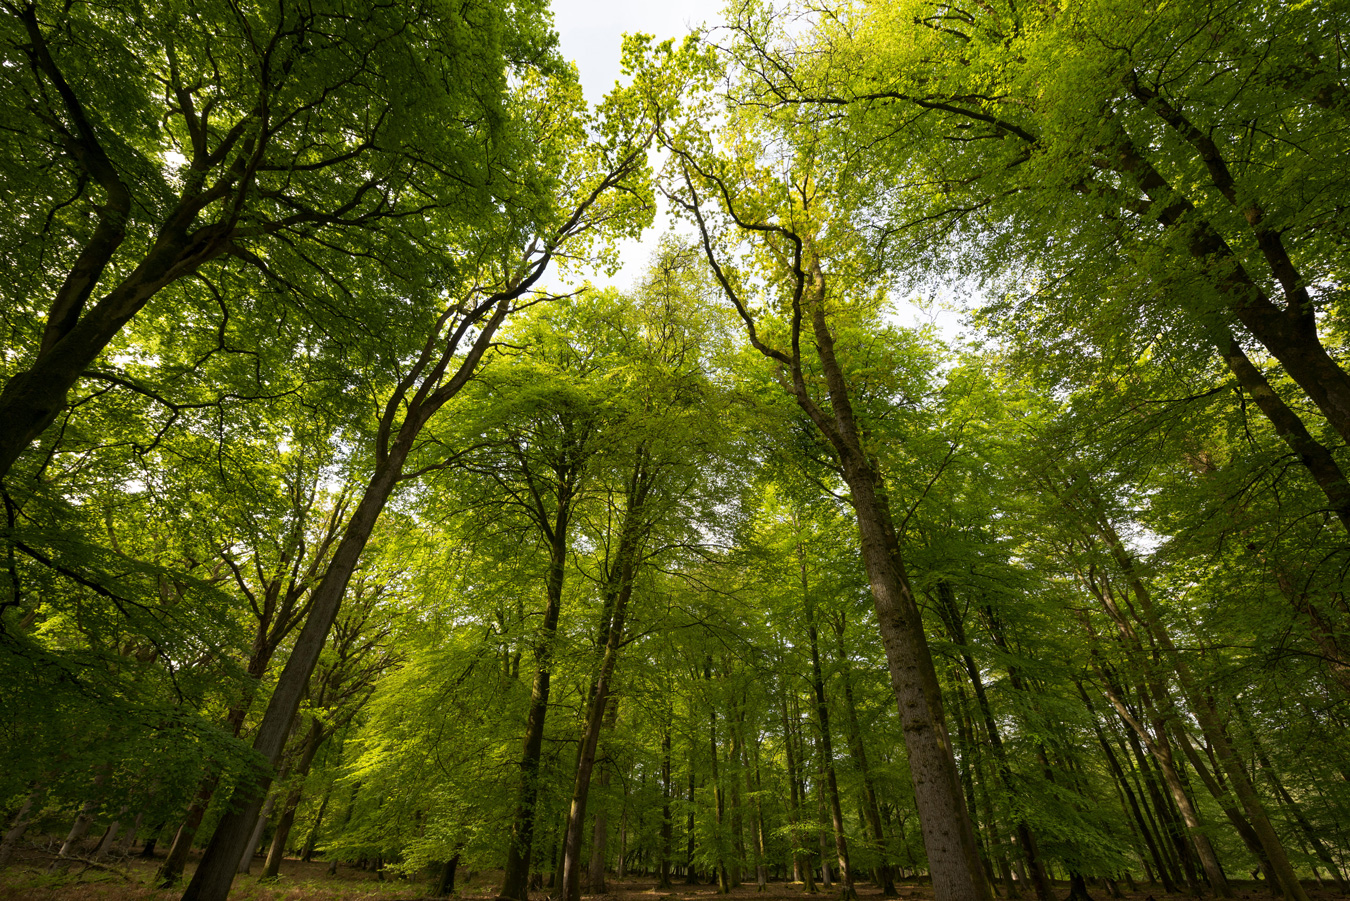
[433,854,460,897]
[683,165,993,901]
[833,617,897,896]
[937,585,1052,901]
[1097,681,1231,897]
[660,726,675,889]
[502,518,573,901]
[560,456,651,901]
[798,542,855,900]
[1079,684,1176,893]
[0,790,38,867]
[48,798,98,873]
[300,786,330,862]
[1092,515,1309,901]
[263,718,327,878]
[183,298,516,901]
[787,260,991,901]
[238,793,276,875]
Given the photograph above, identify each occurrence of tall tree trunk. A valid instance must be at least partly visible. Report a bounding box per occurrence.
[1124,724,1197,892]
[1111,130,1350,449]
[1240,712,1348,892]
[1079,684,1176,893]
[182,291,518,901]
[301,786,330,862]
[501,517,572,901]
[264,718,327,878]
[686,759,699,885]
[729,713,746,889]
[710,681,731,894]
[792,262,991,901]
[1172,728,1279,888]
[748,731,770,890]
[1089,509,1309,901]
[938,585,1052,901]
[238,793,276,875]
[685,208,991,901]
[1218,333,1350,538]
[789,691,818,893]
[832,616,897,896]
[660,725,674,889]
[1096,680,1231,897]
[432,853,460,897]
[560,461,650,901]
[798,542,855,900]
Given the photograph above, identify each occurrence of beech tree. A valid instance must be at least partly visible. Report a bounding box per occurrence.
[5,1,1350,898]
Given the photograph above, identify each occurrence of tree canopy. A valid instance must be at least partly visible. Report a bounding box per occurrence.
[2,2,1349,901]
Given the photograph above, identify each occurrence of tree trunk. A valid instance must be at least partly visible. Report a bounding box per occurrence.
[113,811,145,857]
[1079,685,1175,894]
[182,296,515,901]
[798,545,855,900]
[264,718,327,878]
[833,618,897,896]
[791,266,993,901]
[660,726,674,889]
[710,696,731,894]
[0,790,38,867]
[748,732,769,891]
[688,203,993,901]
[686,760,699,885]
[503,481,578,901]
[783,690,816,893]
[301,787,330,863]
[938,585,1051,901]
[560,464,649,901]
[433,854,460,897]
[1097,681,1231,897]
[48,797,99,872]
[1112,130,1350,449]
[590,768,611,892]
[1125,725,1196,892]
[238,793,276,875]
[1090,511,1309,901]
[1218,333,1350,537]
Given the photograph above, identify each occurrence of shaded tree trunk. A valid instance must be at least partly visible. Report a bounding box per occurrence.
[798,544,855,900]
[560,456,652,901]
[0,790,39,867]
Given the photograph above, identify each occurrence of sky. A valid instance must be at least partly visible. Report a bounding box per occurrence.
[544,0,969,339]
[547,0,727,289]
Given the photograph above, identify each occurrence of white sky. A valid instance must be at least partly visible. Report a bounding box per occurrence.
[545,0,968,339]
[548,0,726,290]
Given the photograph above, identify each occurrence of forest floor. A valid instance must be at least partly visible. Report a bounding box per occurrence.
[0,852,1333,901]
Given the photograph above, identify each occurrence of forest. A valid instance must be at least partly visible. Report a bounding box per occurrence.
[1,1,1348,900]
